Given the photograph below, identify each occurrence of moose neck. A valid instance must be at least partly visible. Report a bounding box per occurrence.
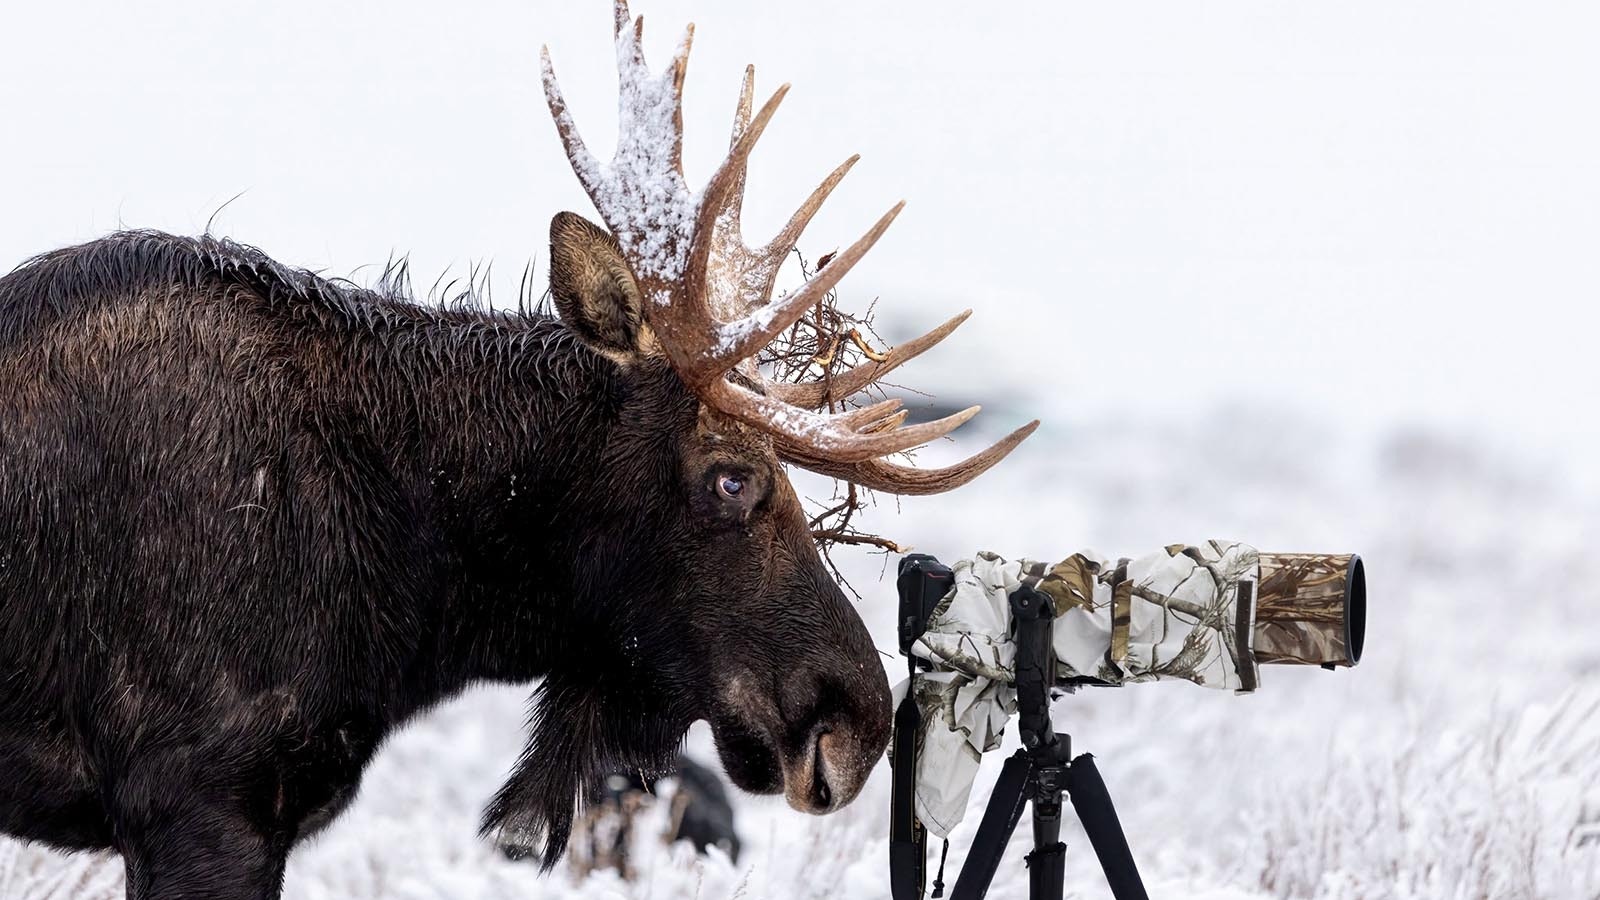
[346,311,633,694]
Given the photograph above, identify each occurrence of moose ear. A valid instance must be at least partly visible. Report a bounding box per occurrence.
[548,212,650,358]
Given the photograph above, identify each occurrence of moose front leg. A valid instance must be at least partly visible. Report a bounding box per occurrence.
[113,761,293,900]
[119,799,290,900]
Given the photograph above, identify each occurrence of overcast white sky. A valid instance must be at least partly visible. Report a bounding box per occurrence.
[2,1,1597,464]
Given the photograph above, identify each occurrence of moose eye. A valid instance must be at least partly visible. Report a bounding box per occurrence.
[716,475,745,499]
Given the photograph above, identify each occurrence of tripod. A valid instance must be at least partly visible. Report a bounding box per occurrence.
[947,584,1148,900]
[890,565,1149,900]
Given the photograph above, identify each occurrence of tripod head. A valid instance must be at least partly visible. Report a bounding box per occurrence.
[1009,584,1065,760]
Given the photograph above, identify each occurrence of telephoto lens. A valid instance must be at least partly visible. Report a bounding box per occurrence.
[1253,553,1365,669]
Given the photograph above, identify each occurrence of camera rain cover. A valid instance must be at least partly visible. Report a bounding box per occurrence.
[894,541,1363,837]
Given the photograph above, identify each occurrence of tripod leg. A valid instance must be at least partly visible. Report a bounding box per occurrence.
[1067,754,1149,900]
[949,751,1032,900]
[1026,796,1066,900]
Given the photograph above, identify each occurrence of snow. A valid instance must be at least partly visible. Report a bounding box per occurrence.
[710,299,780,359]
[5,407,1597,899]
[542,24,700,288]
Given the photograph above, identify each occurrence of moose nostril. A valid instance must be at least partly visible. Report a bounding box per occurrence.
[811,737,832,809]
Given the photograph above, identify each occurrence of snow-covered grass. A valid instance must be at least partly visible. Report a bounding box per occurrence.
[4,408,1597,899]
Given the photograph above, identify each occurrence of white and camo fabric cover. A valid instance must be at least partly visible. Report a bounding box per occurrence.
[893,540,1261,838]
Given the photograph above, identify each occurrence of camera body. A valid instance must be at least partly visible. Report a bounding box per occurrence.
[896,553,955,663]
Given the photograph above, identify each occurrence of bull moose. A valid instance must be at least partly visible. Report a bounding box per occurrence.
[0,2,1036,897]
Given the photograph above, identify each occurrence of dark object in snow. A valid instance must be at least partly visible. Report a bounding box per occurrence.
[501,754,740,876]
[667,755,742,862]
[0,2,1040,897]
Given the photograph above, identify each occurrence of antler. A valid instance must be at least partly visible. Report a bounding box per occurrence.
[541,0,1037,489]
[779,421,1040,496]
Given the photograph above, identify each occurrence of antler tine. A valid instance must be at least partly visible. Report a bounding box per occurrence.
[764,155,858,260]
[539,47,604,209]
[615,1,643,64]
[666,24,693,174]
[720,67,859,268]
[768,310,972,408]
[781,420,1041,496]
[841,398,904,430]
[613,0,634,41]
[860,409,910,434]
[733,65,755,138]
[702,377,983,464]
[725,66,756,209]
[694,81,791,251]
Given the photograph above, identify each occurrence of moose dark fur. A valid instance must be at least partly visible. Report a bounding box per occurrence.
[0,224,893,898]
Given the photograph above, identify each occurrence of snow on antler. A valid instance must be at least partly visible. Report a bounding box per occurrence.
[539,7,697,290]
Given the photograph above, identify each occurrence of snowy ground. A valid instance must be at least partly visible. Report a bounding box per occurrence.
[3,405,1596,900]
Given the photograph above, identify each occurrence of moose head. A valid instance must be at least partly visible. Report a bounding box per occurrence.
[480,0,1036,864]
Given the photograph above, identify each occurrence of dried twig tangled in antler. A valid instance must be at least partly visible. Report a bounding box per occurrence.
[756,250,907,562]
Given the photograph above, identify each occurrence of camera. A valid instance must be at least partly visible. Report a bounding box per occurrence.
[889,541,1366,900]
[897,553,955,664]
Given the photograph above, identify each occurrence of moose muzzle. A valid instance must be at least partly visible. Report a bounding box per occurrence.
[716,658,892,816]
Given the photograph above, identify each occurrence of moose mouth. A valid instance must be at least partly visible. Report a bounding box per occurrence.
[706,673,866,815]
[708,714,845,815]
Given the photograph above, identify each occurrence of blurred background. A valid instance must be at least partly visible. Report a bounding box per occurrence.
[2,1,1596,897]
